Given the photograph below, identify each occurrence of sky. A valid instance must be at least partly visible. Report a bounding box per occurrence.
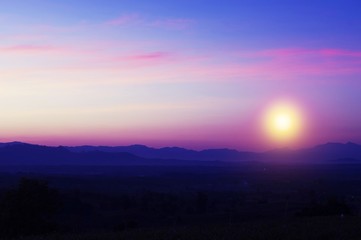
[0,0,360,150]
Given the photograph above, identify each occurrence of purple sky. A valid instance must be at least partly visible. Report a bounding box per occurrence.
[1,0,360,150]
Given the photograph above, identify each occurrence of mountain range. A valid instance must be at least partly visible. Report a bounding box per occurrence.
[0,141,360,165]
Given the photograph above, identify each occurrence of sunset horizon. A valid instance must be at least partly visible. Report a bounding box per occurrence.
[1,1,361,239]
[1,0,360,151]
[0,139,360,153]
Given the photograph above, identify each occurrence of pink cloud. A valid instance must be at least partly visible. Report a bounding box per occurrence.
[0,44,59,53]
[105,14,140,26]
[243,48,361,59]
[0,42,103,58]
[33,50,175,74]
[33,45,361,84]
[0,44,97,58]
[4,40,360,85]
[125,52,170,61]
[318,49,361,57]
[183,48,361,81]
[103,51,174,68]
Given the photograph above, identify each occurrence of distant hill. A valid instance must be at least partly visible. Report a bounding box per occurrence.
[0,142,143,165]
[260,142,361,163]
[0,142,240,166]
[66,145,254,161]
[0,141,360,165]
[66,142,361,163]
[307,142,361,160]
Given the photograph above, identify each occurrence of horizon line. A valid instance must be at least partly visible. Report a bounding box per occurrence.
[1,140,360,153]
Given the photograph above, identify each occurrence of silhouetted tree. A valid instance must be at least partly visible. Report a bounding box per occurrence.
[0,178,61,237]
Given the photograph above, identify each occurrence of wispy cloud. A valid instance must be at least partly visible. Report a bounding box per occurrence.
[2,34,360,86]
[105,14,194,30]
[230,48,361,80]
[124,52,170,61]
[0,44,59,53]
[105,13,140,26]
[141,47,361,86]
[90,51,175,69]
[0,43,95,58]
[93,51,175,69]
[241,48,361,59]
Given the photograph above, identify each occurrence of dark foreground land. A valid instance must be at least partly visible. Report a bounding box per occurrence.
[10,216,361,240]
[1,162,361,239]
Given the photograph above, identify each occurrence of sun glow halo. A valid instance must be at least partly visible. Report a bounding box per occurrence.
[263,101,303,144]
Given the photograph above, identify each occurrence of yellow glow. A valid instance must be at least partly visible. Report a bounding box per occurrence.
[263,101,303,144]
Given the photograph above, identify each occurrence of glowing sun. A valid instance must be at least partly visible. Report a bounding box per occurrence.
[263,101,303,144]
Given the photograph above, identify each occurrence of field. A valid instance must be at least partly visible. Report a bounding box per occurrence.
[1,162,361,239]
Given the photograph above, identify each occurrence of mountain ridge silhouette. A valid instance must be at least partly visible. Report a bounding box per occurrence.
[0,141,360,165]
